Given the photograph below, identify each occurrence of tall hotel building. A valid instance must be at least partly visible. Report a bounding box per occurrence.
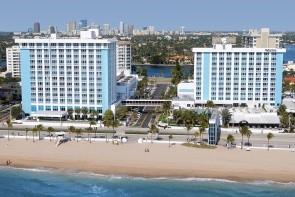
[116,41,131,76]
[15,33,117,115]
[192,42,285,107]
[6,46,20,77]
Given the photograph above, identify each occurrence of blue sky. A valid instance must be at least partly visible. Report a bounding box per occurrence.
[1,0,295,32]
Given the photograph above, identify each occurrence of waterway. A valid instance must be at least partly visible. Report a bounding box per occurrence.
[283,44,295,62]
[131,65,193,78]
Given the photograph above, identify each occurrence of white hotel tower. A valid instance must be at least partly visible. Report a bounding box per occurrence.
[192,40,285,107]
[15,33,117,115]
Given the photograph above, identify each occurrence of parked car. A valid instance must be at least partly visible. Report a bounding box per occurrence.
[244,142,252,147]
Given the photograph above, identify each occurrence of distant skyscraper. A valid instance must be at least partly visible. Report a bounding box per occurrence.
[66,21,77,35]
[80,19,87,28]
[119,21,125,35]
[47,26,55,34]
[103,24,110,35]
[180,26,185,35]
[128,25,134,35]
[28,28,33,34]
[148,26,155,35]
[34,22,40,33]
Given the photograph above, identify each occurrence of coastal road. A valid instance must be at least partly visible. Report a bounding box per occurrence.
[1,126,295,149]
[132,106,156,128]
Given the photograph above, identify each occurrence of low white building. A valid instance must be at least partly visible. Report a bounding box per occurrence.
[116,74,137,100]
[172,80,195,109]
[172,97,195,109]
[177,80,195,100]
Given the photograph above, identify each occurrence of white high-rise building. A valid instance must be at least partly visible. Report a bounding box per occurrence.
[6,46,20,77]
[180,26,185,35]
[192,41,285,107]
[66,21,77,35]
[15,33,117,116]
[119,21,125,35]
[116,41,131,76]
[103,24,110,35]
[242,28,282,48]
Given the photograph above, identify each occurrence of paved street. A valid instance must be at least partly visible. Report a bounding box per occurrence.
[150,83,169,99]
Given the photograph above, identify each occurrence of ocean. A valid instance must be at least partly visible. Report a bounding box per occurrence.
[0,167,294,197]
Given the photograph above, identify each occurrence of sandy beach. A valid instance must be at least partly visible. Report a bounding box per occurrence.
[0,138,295,182]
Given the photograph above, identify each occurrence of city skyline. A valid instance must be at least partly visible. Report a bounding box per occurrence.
[2,0,295,32]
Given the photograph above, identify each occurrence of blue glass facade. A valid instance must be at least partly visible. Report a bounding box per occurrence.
[20,49,31,114]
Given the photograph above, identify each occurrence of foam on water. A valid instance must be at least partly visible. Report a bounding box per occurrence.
[1,166,295,196]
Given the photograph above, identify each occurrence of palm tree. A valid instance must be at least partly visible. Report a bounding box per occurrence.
[168,134,173,147]
[162,101,171,115]
[74,128,82,142]
[67,108,74,120]
[226,134,235,148]
[81,107,88,120]
[246,129,252,147]
[47,127,55,142]
[206,100,215,108]
[239,125,249,149]
[172,109,182,125]
[85,127,93,143]
[111,119,120,138]
[91,109,98,120]
[220,108,231,127]
[35,124,44,140]
[74,107,81,120]
[25,128,29,140]
[267,132,274,150]
[6,120,12,141]
[103,109,115,143]
[199,125,206,143]
[32,127,38,142]
[185,123,192,142]
[89,120,97,140]
[67,126,75,139]
[194,131,200,143]
[150,123,159,143]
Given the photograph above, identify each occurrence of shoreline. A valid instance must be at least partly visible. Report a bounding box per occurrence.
[1,139,295,183]
[2,165,295,186]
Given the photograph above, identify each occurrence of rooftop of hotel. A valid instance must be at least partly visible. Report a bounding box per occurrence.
[117,75,135,83]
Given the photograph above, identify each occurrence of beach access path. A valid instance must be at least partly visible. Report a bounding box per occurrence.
[0,139,295,182]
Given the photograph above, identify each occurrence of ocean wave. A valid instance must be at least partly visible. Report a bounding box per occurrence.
[246,180,295,187]
[91,185,108,195]
[1,166,295,186]
[0,166,54,173]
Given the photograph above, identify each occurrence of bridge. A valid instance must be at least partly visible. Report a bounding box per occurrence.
[121,99,171,107]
